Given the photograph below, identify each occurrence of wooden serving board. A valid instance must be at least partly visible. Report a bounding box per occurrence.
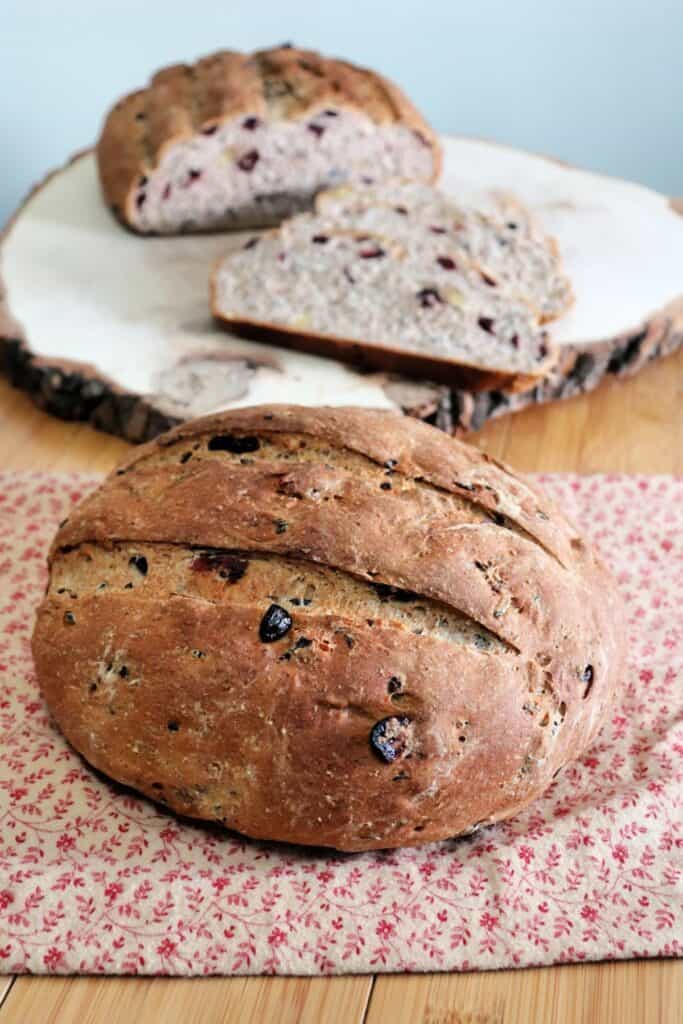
[2,137,683,441]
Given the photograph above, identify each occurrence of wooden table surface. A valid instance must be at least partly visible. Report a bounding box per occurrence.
[0,344,681,1023]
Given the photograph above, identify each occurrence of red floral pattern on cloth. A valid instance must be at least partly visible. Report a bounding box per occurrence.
[0,471,681,976]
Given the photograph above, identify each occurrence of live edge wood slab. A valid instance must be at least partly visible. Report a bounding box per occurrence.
[1,138,683,442]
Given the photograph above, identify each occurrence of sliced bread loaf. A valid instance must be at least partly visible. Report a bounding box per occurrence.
[97,46,441,235]
[211,184,568,391]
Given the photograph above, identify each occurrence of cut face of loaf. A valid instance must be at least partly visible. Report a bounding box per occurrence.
[32,405,626,852]
[315,181,574,322]
[96,46,441,234]
[211,189,565,390]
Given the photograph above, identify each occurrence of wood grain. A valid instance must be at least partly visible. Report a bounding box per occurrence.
[0,975,371,1024]
[366,959,682,1024]
[0,338,681,1022]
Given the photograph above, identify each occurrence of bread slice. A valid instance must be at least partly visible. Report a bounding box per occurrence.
[96,46,441,235]
[211,184,567,391]
[314,181,573,322]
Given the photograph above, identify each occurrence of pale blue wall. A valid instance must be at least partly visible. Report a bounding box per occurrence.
[2,1,681,224]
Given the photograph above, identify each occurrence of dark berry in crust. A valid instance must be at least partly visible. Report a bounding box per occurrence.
[129,555,148,575]
[191,553,248,583]
[370,716,413,762]
[259,604,293,643]
[208,434,260,453]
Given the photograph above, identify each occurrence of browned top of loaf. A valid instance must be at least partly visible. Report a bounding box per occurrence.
[97,45,441,217]
[55,405,621,668]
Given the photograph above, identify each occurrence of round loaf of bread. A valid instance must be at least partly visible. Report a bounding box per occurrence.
[97,46,441,234]
[32,406,626,851]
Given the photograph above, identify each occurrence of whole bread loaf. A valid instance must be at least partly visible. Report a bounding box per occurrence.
[211,182,571,391]
[32,406,625,852]
[96,45,441,234]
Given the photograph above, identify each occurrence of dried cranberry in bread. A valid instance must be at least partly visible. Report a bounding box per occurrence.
[32,406,625,852]
[96,46,441,234]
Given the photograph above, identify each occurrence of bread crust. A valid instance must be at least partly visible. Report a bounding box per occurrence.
[210,309,557,394]
[96,46,442,229]
[32,406,626,851]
